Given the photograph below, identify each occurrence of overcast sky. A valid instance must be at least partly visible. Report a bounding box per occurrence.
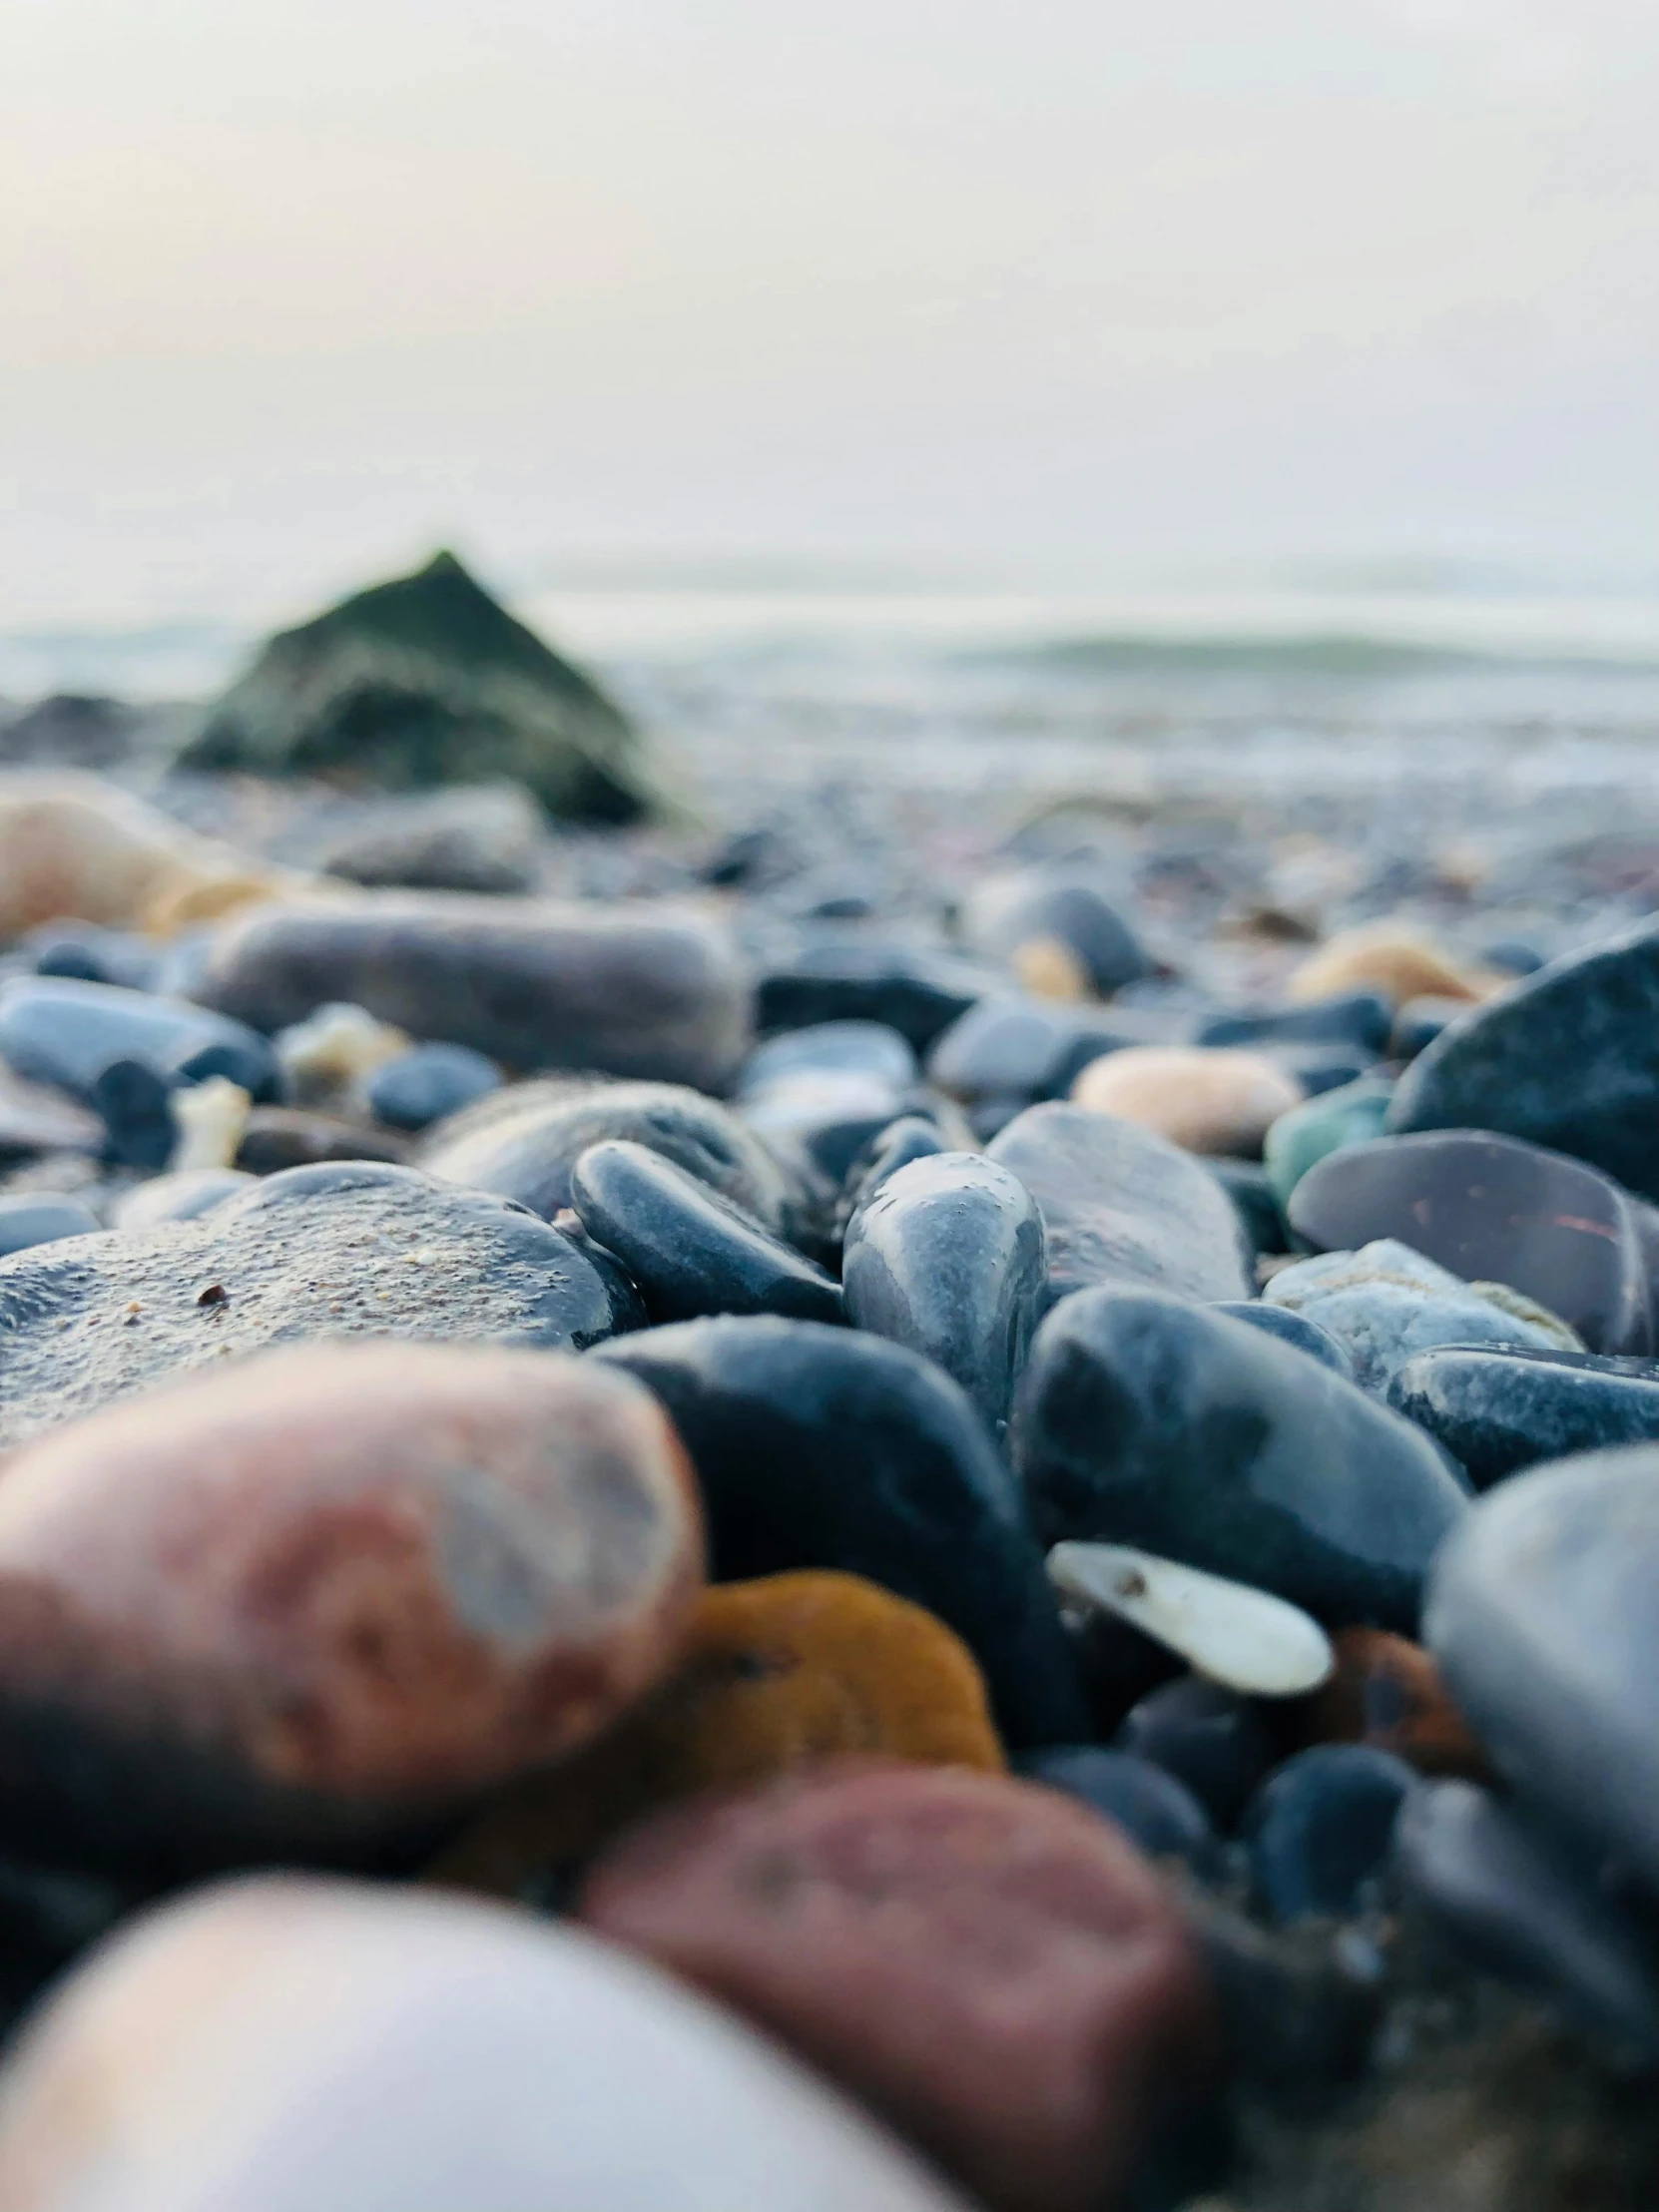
[4,0,1658,624]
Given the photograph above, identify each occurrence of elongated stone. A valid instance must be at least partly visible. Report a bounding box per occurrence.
[1072,1045,1303,1160]
[0,975,278,1104]
[0,1878,972,2212]
[1048,1541,1334,1698]
[0,1343,703,1874]
[1389,1345,1659,1490]
[842,1152,1045,1434]
[195,893,753,1091]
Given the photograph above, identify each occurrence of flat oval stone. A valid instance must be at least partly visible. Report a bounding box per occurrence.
[1390,1345,1659,1489]
[430,1570,1004,1897]
[987,1102,1252,1307]
[1214,1301,1356,1378]
[1264,1239,1573,1393]
[756,941,988,1052]
[1049,1541,1335,1698]
[366,1041,502,1130]
[579,1761,1217,2212]
[0,976,278,1104]
[595,1317,1086,1747]
[0,1877,972,2212]
[0,1161,634,1446]
[1301,1627,1489,1779]
[195,893,754,1092]
[418,1076,794,1234]
[1387,916,1659,1201]
[842,1152,1045,1435]
[964,867,1151,998]
[1262,1077,1393,1208]
[0,1342,703,1873]
[1289,1131,1653,1356]
[1244,1745,1414,1922]
[1016,1745,1218,1872]
[110,1167,254,1231]
[1116,1679,1275,1831]
[1425,1444,1659,1892]
[0,1195,98,1259]
[1071,1046,1304,1160]
[1393,1780,1659,2067]
[570,1140,841,1326]
[1012,1288,1467,1632]
[1290,925,1482,1008]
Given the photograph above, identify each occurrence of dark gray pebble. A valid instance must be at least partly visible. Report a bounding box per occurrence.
[1216,1301,1357,1379]
[1115,1676,1277,1832]
[366,1042,502,1132]
[1244,1744,1414,1923]
[1389,1345,1659,1489]
[1016,1745,1218,1871]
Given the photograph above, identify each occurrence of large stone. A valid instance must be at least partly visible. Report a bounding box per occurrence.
[986,1102,1252,1307]
[0,1160,635,1446]
[319,782,546,894]
[0,977,278,1105]
[0,1343,703,1873]
[1387,916,1659,1201]
[595,1316,1086,1747]
[580,1761,1215,2212]
[419,1076,793,1232]
[182,550,654,822]
[1289,1131,1654,1356]
[0,1878,971,2212]
[1426,1444,1659,1893]
[841,1152,1046,1435]
[1390,1345,1659,1490]
[193,893,752,1089]
[1012,1289,1467,1632]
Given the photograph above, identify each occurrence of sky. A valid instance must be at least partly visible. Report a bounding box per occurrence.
[3,0,1659,629]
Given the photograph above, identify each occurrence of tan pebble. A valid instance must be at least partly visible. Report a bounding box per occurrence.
[1288,923,1483,1008]
[1071,1045,1304,1158]
[1011,935,1092,1002]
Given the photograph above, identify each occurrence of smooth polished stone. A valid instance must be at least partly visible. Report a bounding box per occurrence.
[1207,1160,1289,1259]
[1017,1745,1218,1871]
[91,1058,176,1170]
[1290,925,1483,1008]
[429,1571,1004,1897]
[579,1762,1216,2212]
[1198,991,1392,1057]
[842,1152,1045,1434]
[0,1878,974,2212]
[1012,1289,1467,1633]
[756,941,989,1052]
[987,1102,1252,1308]
[1049,1541,1334,1698]
[418,1076,795,1234]
[1390,1344,1659,1490]
[1302,1627,1489,1779]
[1244,1745,1414,1923]
[318,781,546,894]
[1263,1239,1573,1393]
[0,1161,635,1447]
[0,1066,103,1162]
[24,921,161,993]
[235,1106,411,1175]
[1215,1300,1357,1378]
[1071,1045,1304,1160]
[1394,1781,1659,2067]
[1116,1678,1276,1832]
[1426,1444,1659,1893]
[366,1040,502,1131]
[1289,1130,1654,1356]
[925,995,1182,1109]
[0,1343,703,1874]
[0,1195,98,1259]
[1262,1077,1393,1209]
[570,1139,842,1326]
[837,1115,948,1223]
[741,1020,919,1095]
[964,866,1151,999]
[195,893,753,1092]
[0,975,278,1105]
[111,1168,254,1231]
[595,1317,1086,1748]
[1387,915,1659,1201]
[740,1070,920,1187]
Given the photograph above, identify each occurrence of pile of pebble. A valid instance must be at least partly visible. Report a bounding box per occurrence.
[2,772,1659,2211]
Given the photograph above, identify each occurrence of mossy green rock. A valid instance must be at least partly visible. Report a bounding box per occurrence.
[182,551,654,823]
[1264,1077,1393,1209]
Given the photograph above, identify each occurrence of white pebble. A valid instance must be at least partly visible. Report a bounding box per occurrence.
[1047,1539,1335,1698]
[168,1077,251,1174]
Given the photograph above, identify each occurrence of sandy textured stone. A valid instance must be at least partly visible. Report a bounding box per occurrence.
[0,1342,703,1872]
[1071,1045,1304,1158]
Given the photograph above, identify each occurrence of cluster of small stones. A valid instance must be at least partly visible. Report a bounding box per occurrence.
[6,757,1659,2212]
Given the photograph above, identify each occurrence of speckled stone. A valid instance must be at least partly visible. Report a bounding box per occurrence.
[579,1760,1217,2212]
[842,1152,1045,1434]
[595,1316,1086,1747]
[1389,1344,1659,1490]
[0,1161,636,1447]
[1071,1045,1304,1160]
[194,893,754,1091]
[418,1076,795,1234]
[430,1570,1004,1896]
[0,1342,704,1874]
[986,1102,1252,1308]
[1012,1288,1467,1632]
[0,1878,974,2212]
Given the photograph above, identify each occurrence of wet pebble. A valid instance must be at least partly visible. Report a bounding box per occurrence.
[737,1019,933,1184]
[1244,1745,1414,1923]
[1261,1075,1394,1209]
[579,1760,1217,2212]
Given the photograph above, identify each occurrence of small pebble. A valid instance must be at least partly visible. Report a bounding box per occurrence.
[1071,1044,1304,1160]
[1243,1745,1415,1923]
[1048,1541,1335,1698]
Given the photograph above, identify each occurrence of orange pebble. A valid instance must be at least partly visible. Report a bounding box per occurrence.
[1303,1626,1491,1780]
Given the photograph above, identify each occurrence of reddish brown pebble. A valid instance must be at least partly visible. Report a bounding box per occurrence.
[0,1342,704,1873]
[580,1759,1217,2212]
[1303,1626,1491,1780]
